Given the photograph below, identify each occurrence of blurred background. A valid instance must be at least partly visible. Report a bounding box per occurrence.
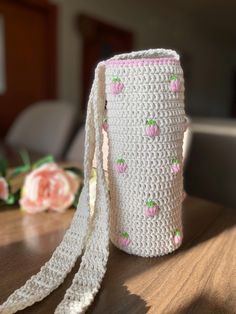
[0,0,236,207]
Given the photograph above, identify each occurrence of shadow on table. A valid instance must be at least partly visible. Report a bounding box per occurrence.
[182,197,236,250]
[169,294,234,314]
[88,284,150,314]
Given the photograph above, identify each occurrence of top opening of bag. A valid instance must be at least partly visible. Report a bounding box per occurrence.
[106,48,180,66]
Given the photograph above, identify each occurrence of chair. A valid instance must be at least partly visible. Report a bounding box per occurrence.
[66,126,108,170]
[6,101,76,158]
[185,118,236,208]
[66,126,85,165]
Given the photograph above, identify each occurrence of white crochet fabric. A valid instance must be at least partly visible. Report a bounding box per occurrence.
[106,51,185,256]
[0,49,186,314]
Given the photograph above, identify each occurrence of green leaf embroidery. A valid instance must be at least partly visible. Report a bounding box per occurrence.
[175,230,181,236]
[172,158,180,164]
[170,74,177,81]
[146,119,156,126]
[122,232,129,238]
[116,159,125,164]
[146,200,157,208]
[112,77,121,83]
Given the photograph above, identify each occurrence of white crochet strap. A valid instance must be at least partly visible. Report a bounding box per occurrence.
[0,63,108,314]
[55,62,110,313]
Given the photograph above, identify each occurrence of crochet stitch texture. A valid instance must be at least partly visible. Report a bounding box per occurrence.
[0,49,186,314]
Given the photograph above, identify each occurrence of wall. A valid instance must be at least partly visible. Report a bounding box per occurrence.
[52,0,236,118]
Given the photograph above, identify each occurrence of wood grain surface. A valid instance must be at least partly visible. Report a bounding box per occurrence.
[0,196,235,314]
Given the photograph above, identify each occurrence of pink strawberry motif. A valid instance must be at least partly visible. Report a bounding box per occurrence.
[118,232,131,247]
[145,119,160,138]
[102,118,108,132]
[144,200,159,217]
[173,230,182,246]
[111,77,124,95]
[170,74,181,92]
[171,158,181,174]
[115,159,127,173]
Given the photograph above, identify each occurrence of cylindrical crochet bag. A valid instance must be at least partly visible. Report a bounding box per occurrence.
[1,49,186,314]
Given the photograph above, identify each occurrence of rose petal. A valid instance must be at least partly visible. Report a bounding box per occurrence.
[19,162,78,214]
[0,177,9,201]
[20,197,47,213]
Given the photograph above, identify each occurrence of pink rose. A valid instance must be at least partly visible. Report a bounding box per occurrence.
[20,163,79,214]
[0,177,9,201]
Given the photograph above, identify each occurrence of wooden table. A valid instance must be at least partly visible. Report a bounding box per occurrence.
[0,197,235,314]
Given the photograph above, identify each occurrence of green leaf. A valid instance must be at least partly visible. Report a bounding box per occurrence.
[6,189,21,205]
[6,195,15,205]
[73,184,83,207]
[19,149,31,167]
[32,155,54,169]
[11,164,31,176]
[0,159,7,177]
[64,167,84,179]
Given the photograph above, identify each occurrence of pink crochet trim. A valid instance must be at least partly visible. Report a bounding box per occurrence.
[106,57,178,67]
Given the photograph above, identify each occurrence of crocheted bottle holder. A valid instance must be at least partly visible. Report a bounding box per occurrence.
[0,49,186,314]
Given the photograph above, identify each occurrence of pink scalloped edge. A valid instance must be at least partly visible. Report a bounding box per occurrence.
[106,57,179,67]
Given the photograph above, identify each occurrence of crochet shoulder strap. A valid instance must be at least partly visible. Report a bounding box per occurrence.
[0,62,109,314]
